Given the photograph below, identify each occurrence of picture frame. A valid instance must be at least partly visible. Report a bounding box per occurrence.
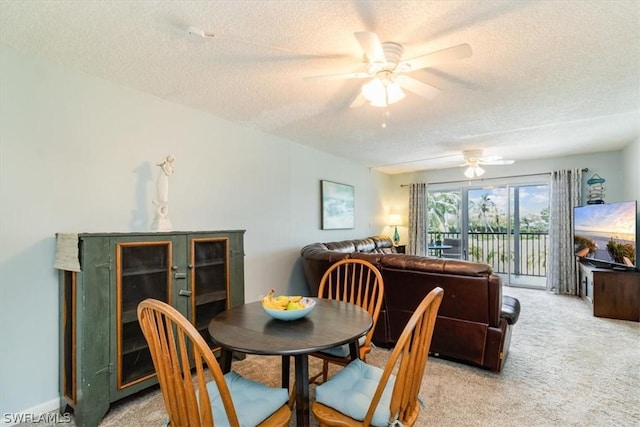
[321,180,355,230]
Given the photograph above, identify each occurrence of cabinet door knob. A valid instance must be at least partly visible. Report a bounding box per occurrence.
[174,272,187,280]
[171,265,178,270]
[178,289,192,297]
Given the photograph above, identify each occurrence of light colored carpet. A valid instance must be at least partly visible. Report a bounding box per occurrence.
[24,287,640,426]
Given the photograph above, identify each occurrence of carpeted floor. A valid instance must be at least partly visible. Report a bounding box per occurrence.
[25,287,640,426]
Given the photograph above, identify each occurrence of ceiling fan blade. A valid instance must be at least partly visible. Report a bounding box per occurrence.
[349,92,368,108]
[480,159,515,165]
[354,31,386,65]
[397,76,441,99]
[398,43,472,72]
[303,72,370,81]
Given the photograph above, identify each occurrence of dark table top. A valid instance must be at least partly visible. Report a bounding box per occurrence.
[208,299,372,356]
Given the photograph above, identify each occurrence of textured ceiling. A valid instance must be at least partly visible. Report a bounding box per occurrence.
[1,1,639,174]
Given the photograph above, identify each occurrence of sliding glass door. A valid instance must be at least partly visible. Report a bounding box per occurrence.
[467,185,509,269]
[507,184,549,287]
[428,182,549,288]
[427,190,462,258]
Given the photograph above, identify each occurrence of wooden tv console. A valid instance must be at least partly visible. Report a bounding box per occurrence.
[577,262,640,321]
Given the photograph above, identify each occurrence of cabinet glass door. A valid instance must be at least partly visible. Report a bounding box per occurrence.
[116,241,172,390]
[191,237,229,347]
[61,270,76,403]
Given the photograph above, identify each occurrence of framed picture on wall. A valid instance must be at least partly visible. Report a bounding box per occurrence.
[321,180,355,230]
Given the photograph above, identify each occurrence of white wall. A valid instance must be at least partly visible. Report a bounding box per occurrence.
[621,137,640,202]
[0,46,390,418]
[621,137,640,267]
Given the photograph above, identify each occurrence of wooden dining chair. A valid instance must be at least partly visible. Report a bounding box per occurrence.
[312,287,444,426]
[309,258,385,384]
[137,299,291,427]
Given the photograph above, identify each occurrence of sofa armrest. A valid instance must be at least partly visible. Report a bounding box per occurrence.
[501,295,521,325]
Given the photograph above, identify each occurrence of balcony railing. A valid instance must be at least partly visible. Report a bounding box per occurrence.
[433,232,548,277]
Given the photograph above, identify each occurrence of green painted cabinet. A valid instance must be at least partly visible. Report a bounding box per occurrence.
[57,230,245,427]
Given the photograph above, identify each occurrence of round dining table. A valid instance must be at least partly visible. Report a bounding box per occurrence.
[208,298,372,427]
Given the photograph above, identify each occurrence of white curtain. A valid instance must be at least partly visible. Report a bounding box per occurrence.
[546,168,582,294]
[408,183,428,256]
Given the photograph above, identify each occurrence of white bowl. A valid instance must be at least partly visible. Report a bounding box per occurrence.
[262,297,316,321]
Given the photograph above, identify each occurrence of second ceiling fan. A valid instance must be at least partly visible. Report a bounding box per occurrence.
[304,31,472,108]
[461,149,515,178]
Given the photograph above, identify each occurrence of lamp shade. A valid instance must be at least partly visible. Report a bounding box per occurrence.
[388,214,403,226]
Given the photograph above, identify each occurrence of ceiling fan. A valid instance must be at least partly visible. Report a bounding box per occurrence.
[304,31,472,109]
[460,149,515,178]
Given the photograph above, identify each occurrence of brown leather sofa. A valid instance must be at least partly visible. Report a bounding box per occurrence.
[300,235,520,372]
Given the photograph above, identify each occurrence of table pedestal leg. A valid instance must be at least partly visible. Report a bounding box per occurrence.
[281,355,290,389]
[294,354,309,427]
[349,341,359,360]
[219,348,232,373]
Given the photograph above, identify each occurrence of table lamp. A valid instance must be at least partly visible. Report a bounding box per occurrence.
[388,214,402,245]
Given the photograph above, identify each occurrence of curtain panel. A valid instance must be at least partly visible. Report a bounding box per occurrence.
[408,183,428,256]
[546,168,582,294]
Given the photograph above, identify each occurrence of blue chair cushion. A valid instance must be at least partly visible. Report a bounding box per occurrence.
[204,371,289,427]
[319,335,366,358]
[315,359,395,427]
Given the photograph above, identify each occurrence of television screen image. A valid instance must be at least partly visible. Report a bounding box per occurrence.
[574,201,637,269]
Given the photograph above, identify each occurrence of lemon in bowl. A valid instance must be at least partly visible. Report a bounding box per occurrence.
[261,290,316,321]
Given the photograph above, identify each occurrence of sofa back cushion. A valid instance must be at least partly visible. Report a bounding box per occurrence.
[353,238,376,253]
[371,235,395,253]
[380,254,492,277]
[300,243,351,295]
[381,267,494,323]
[325,241,356,253]
[324,236,394,254]
[350,252,384,265]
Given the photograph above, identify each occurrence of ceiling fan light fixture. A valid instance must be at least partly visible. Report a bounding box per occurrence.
[362,78,405,107]
[464,166,475,178]
[464,163,485,178]
[386,81,406,103]
[361,78,383,103]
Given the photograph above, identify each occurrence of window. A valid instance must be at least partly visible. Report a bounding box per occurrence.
[428,181,549,288]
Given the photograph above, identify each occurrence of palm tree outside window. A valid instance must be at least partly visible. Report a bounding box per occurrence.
[428,183,549,288]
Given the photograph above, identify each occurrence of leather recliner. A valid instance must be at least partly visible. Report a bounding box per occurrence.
[301,235,520,372]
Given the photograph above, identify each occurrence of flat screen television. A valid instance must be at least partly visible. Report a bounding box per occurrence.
[574,200,637,270]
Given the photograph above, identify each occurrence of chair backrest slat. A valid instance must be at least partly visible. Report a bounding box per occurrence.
[364,287,444,426]
[318,259,385,357]
[137,299,241,427]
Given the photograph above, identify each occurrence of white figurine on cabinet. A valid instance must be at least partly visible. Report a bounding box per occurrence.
[151,155,175,231]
